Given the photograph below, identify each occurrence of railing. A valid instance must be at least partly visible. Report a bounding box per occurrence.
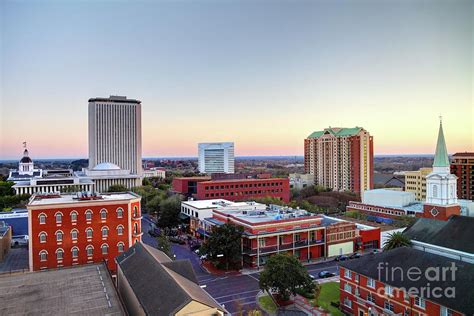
[242,239,324,255]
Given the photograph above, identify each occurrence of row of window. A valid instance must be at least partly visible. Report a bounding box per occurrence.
[37,224,132,242]
[38,243,124,261]
[204,182,284,190]
[204,190,284,198]
[38,206,140,224]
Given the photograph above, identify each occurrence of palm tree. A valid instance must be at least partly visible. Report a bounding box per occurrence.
[383,232,411,251]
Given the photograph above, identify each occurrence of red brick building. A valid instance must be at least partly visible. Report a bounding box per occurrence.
[450,152,474,201]
[27,192,142,272]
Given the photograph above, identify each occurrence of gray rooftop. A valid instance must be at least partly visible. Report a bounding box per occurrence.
[0,264,124,315]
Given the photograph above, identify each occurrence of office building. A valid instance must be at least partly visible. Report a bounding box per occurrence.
[451,152,474,200]
[27,192,142,272]
[198,142,235,174]
[304,127,373,193]
[289,173,315,190]
[85,96,142,191]
[404,167,432,201]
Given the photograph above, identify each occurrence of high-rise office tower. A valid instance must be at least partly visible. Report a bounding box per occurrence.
[198,142,235,174]
[88,95,142,175]
[304,127,373,193]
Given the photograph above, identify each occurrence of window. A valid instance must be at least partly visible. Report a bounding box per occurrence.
[71,247,79,258]
[101,244,109,255]
[384,301,394,312]
[133,223,138,235]
[117,242,125,253]
[86,245,94,257]
[39,232,47,243]
[71,229,78,240]
[414,297,425,309]
[367,278,375,288]
[440,307,454,316]
[85,210,92,221]
[385,285,393,296]
[56,230,63,242]
[367,292,375,303]
[102,227,109,238]
[343,297,352,308]
[70,211,78,222]
[86,228,93,238]
[344,269,351,279]
[355,274,359,283]
[133,206,139,218]
[258,238,265,248]
[39,213,46,224]
[100,209,107,220]
[55,212,63,223]
[344,283,352,294]
[117,225,124,235]
[116,208,123,218]
[39,250,47,261]
[56,249,64,260]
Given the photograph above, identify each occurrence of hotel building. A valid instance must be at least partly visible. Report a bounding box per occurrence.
[27,192,142,272]
[304,127,373,193]
[198,142,235,174]
[451,152,474,200]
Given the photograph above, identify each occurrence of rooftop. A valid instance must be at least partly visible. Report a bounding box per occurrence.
[340,247,474,314]
[88,95,141,104]
[28,191,140,206]
[182,199,263,209]
[0,264,124,315]
[307,127,364,139]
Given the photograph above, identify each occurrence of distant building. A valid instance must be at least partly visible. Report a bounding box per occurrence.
[0,221,12,262]
[27,192,142,272]
[198,142,235,174]
[404,167,432,201]
[7,146,94,195]
[451,152,474,200]
[0,263,125,315]
[116,243,225,316]
[304,127,373,193]
[143,167,166,179]
[289,173,315,190]
[85,96,143,192]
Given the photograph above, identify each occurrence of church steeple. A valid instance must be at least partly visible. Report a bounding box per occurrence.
[433,118,450,169]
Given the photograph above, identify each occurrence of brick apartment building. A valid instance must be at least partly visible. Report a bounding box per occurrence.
[27,192,142,272]
[451,152,474,200]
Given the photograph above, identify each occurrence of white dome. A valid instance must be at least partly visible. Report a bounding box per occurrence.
[92,162,121,171]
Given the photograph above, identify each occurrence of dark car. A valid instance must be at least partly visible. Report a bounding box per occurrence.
[335,255,349,261]
[318,271,335,278]
[349,253,361,259]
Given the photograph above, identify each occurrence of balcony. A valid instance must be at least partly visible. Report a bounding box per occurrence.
[242,239,324,255]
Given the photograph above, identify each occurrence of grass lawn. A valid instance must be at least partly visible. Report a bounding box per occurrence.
[258,295,278,314]
[312,282,343,316]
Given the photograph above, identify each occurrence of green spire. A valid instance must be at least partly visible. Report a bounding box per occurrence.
[433,119,450,167]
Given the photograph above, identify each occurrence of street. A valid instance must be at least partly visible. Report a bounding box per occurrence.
[141,217,340,315]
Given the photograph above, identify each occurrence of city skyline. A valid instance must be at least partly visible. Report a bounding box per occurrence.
[1,0,473,159]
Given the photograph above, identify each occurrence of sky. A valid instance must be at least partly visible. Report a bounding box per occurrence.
[0,0,473,159]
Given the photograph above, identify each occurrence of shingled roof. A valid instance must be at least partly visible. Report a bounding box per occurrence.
[116,243,223,315]
[340,247,474,314]
[403,215,474,254]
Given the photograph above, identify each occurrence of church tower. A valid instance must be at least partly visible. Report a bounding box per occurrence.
[423,119,460,220]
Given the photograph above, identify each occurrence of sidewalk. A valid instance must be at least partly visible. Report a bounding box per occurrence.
[240,257,331,275]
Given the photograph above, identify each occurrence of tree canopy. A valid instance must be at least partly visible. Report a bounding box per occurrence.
[383,232,411,251]
[107,184,128,192]
[259,253,315,301]
[201,223,244,270]
[157,195,183,229]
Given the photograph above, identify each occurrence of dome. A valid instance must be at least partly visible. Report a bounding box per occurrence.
[20,156,32,163]
[92,162,121,171]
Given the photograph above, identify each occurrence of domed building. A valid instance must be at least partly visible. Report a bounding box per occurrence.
[79,161,141,193]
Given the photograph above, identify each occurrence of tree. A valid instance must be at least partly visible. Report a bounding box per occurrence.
[157,231,173,258]
[383,232,411,251]
[108,184,128,192]
[0,181,15,196]
[157,195,183,228]
[259,253,315,301]
[201,223,244,270]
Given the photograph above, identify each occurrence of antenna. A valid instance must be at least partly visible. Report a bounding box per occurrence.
[23,141,27,148]
[439,115,442,124]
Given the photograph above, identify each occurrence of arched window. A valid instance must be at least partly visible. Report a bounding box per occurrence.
[133,206,139,218]
[56,230,63,242]
[86,228,93,239]
[86,245,94,257]
[133,222,138,235]
[85,210,93,221]
[56,249,64,260]
[71,247,79,258]
[116,208,124,218]
[433,185,438,198]
[117,242,125,253]
[39,213,46,224]
[100,209,107,220]
[39,250,48,261]
[70,211,78,222]
[101,227,109,238]
[55,212,63,224]
[71,229,78,240]
[117,225,124,235]
[39,232,47,243]
[101,244,109,255]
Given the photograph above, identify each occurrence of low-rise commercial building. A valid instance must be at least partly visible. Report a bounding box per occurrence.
[404,167,432,201]
[27,192,142,272]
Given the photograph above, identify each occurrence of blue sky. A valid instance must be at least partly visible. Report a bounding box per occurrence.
[1,0,472,159]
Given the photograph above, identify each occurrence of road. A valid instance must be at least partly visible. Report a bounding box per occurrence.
[141,217,340,315]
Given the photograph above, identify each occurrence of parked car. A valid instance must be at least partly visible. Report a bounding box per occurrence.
[349,252,361,259]
[11,235,29,247]
[318,271,335,278]
[335,255,349,261]
[309,274,316,280]
[371,249,381,255]
[200,254,208,260]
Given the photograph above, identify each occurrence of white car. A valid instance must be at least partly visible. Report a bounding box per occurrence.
[200,254,207,260]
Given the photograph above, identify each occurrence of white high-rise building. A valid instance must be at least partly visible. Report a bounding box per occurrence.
[198,142,235,174]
